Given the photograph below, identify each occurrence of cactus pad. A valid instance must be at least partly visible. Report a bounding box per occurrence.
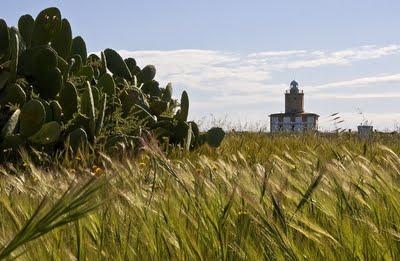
[19,99,46,137]
[28,121,61,145]
[59,82,78,120]
[68,127,88,151]
[31,7,61,46]
[1,109,20,138]
[205,127,225,147]
[138,65,156,83]
[0,83,26,107]
[18,14,34,47]
[52,18,72,60]
[71,36,87,64]
[104,48,132,79]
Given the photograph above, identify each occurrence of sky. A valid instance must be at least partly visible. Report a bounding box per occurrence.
[3,1,400,131]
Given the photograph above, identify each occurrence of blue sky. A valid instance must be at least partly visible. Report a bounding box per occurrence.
[4,1,400,130]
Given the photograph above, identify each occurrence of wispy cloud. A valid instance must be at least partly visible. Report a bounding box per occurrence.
[112,44,400,130]
[310,73,400,90]
[248,45,400,69]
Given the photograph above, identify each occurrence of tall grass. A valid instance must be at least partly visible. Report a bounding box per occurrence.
[1,132,400,259]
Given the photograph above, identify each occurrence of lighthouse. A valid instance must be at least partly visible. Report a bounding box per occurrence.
[269,81,319,133]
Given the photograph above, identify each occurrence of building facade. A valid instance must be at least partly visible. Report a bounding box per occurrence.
[269,81,319,133]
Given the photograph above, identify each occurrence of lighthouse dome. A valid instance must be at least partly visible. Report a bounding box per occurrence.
[290,80,299,93]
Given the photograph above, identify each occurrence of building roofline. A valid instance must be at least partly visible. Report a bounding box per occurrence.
[269,112,319,117]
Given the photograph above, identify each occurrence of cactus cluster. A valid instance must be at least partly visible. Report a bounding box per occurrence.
[0,7,225,158]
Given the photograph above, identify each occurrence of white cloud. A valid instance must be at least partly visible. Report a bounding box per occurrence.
[105,44,400,130]
[248,44,400,69]
[309,74,400,90]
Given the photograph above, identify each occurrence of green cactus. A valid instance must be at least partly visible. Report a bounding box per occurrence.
[31,7,61,47]
[88,53,100,64]
[185,122,193,151]
[97,73,115,97]
[66,113,90,135]
[188,121,199,138]
[68,127,88,152]
[17,14,34,47]
[149,99,168,116]
[141,80,162,97]
[0,83,26,107]
[187,121,200,149]
[50,100,62,122]
[120,88,140,115]
[114,77,129,89]
[70,54,82,75]
[91,86,100,108]
[71,36,87,65]
[40,99,53,122]
[99,51,107,75]
[1,134,24,150]
[205,127,225,147]
[0,7,226,157]
[28,121,61,145]
[35,67,63,99]
[59,82,78,120]
[52,18,72,60]
[80,81,96,138]
[9,29,19,79]
[78,65,94,80]
[87,54,101,79]
[33,46,58,74]
[134,104,157,125]
[19,99,46,137]
[96,94,107,136]
[104,48,132,79]
[0,19,9,61]
[0,71,10,91]
[124,58,136,73]
[138,65,156,83]
[163,83,173,101]
[57,55,68,77]
[175,91,189,121]
[93,67,100,80]
[1,109,20,138]
[172,121,190,145]
[18,46,43,76]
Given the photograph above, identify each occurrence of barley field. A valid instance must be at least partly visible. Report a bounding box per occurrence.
[1,132,400,260]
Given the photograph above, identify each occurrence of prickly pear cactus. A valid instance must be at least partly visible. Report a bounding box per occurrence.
[0,19,10,61]
[104,48,132,79]
[18,14,34,47]
[205,127,225,147]
[138,65,156,83]
[71,36,87,65]
[19,99,46,137]
[68,127,88,152]
[1,109,20,138]
[0,83,26,107]
[31,7,61,47]
[0,7,225,160]
[52,18,72,60]
[175,91,189,122]
[59,82,78,120]
[28,121,61,145]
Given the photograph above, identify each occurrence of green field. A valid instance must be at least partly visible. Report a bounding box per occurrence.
[1,132,400,260]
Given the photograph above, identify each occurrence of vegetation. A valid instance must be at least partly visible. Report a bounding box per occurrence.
[1,132,400,259]
[0,7,224,162]
[1,6,400,261]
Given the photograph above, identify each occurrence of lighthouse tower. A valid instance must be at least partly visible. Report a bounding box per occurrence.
[269,81,319,133]
[285,80,304,113]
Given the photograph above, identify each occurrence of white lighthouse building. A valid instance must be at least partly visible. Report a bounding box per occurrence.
[269,81,319,133]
